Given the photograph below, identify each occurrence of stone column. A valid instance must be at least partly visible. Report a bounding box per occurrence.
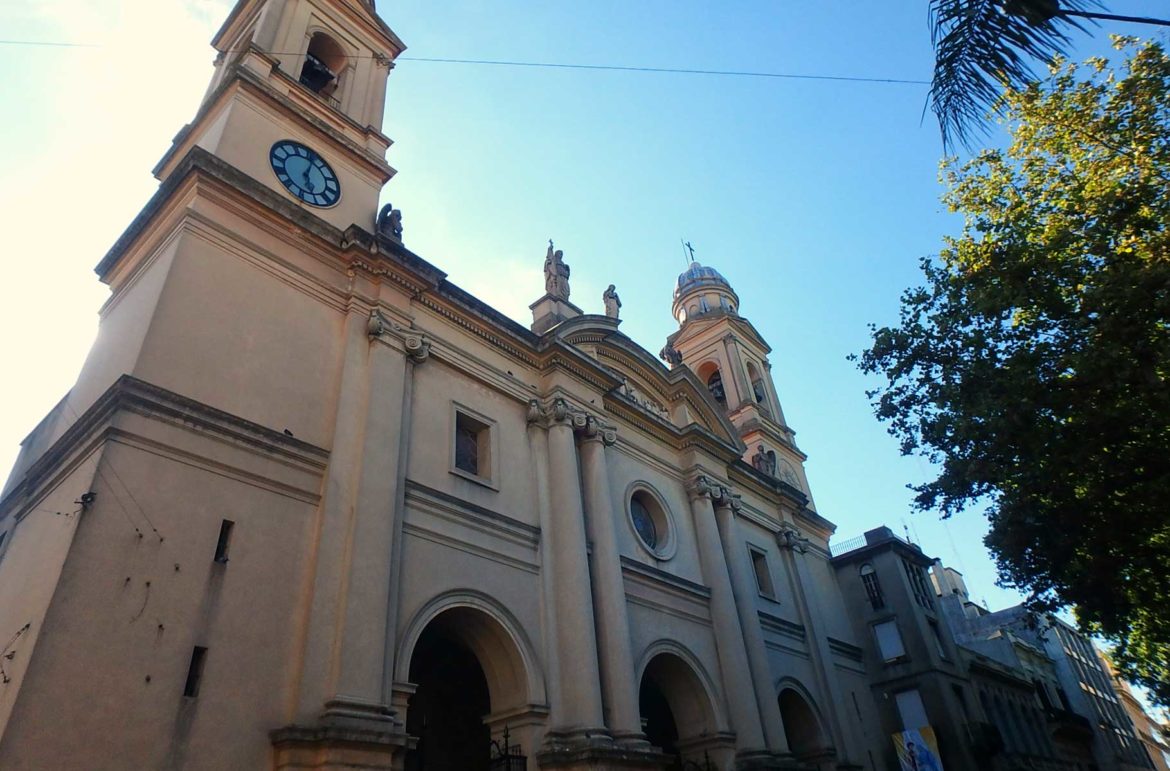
[713,495,790,756]
[526,402,563,725]
[687,476,769,760]
[542,399,607,739]
[577,417,645,746]
[777,527,855,761]
[377,323,430,708]
[294,302,375,722]
[721,334,751,410]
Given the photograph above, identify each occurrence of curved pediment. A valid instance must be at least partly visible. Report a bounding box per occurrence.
[555,316,741,450]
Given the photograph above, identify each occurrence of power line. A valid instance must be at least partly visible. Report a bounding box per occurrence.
[0,39,929,86]
[397,56,931,85]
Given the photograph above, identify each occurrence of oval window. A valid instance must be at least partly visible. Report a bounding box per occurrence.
[630,495,658,549]
[627,487,675,559]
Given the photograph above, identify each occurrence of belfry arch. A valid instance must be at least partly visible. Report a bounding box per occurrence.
[637,644,727,769]
[397,593,545,771]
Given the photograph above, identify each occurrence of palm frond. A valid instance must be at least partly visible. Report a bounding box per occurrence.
[929,0,1099,151]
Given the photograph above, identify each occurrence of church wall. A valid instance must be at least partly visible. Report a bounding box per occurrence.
[605,443,705,587]
[9,233,183,483]
[0,409,321,770]
[0,451,100,748]
[802,551,862,645]
[405,357,539,528]
[132,226,345,450]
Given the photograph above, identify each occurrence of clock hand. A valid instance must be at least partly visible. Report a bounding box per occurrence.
[302,167,314,191]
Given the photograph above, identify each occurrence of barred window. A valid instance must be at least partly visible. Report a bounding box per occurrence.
[860,563,884,610]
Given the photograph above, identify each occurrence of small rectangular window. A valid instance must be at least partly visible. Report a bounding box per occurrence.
[183,646,208,697]
[452,409,492,482]
[213,520,234,564]
[874,620,906,662]
[749,547,774,598]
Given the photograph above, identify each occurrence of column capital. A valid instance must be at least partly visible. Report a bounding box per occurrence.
[577,415,618,446]
[367,310,431,363]
[527,398,614,444]
[687,476,742,510]
[776,525,810,554]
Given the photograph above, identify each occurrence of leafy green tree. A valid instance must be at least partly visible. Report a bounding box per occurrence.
[860,39,1170,703]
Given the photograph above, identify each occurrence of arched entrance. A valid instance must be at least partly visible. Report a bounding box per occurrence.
[639,652,719,769]
[778,686,830,761]
[405,623,490,771]
[401,604,536,771]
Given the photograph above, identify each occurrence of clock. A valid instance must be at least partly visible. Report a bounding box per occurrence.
[269,140,341,207]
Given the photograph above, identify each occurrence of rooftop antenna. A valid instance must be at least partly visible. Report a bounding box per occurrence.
[902,519,913,544]
[681,239,696,267]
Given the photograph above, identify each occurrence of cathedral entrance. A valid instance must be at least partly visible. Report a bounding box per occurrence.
[404,616,492,771]
[777,686,831,763]
[639,652,718,770]
[401,603,538,771]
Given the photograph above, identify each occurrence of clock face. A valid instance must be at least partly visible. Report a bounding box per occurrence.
[269,140,340,207]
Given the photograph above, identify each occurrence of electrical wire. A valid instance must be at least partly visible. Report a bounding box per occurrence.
[0,39,930,86]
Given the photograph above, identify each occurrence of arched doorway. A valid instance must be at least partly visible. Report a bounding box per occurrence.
[778,686,830,761]
[402,605,535,771]
[405,624,490,771]
[639,652,719,769]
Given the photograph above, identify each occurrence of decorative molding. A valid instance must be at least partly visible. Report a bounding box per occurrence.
[367,309,431,362]
[776,525,810,554]
[827,637,865,663]
[619,556,710,600]
[758,610,807,642]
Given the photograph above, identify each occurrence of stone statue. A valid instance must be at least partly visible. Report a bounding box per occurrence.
[376,203,403,240]
[603,284,621,319]
[543,240,570,300]
[752,444,777,477]
[659,345,682,367]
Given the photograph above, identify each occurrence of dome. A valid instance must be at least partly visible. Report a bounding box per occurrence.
[674,261,732,299]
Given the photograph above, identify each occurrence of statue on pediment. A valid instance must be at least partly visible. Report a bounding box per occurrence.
[603,284,621,319]
[544,240,571,300]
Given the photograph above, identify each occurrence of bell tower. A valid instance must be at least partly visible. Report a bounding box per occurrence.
[662,260,816,504]
[153,0,404,233]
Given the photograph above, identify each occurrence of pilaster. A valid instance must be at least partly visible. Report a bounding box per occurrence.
[711,495,791,757]
[776,526,855,764]
[685,476,770,762]
[528,398,608,743]
[577,417,649,748]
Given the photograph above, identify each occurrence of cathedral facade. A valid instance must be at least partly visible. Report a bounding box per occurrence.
[0,1,897,769]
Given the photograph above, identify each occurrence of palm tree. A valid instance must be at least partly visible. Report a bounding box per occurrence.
[929,1,1170,150]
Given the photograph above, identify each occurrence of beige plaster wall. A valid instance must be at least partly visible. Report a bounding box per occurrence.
[405,360,537,526]
[0,451,100,745]
[133,226,344,450]
[0,414,320,770]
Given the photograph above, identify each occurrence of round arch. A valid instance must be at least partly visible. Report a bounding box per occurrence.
[636,640,728,735]
[776,678,831,758]
[396,590,547,710]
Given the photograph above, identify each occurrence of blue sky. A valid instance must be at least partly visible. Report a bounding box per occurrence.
[0,0,1161,639]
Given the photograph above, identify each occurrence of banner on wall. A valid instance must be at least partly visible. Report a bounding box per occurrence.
[892,726,944,771]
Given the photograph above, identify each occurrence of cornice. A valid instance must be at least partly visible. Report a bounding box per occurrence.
[0,375,328,520]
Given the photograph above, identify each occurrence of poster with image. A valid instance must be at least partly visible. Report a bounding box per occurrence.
[892,726,944,771]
